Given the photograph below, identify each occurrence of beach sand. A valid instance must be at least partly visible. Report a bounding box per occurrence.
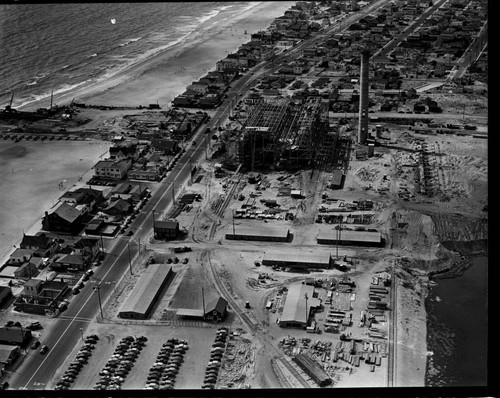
[20,2,296,111]
[0,139,111,264]
[2,1,293,262]
[3,2,430,389]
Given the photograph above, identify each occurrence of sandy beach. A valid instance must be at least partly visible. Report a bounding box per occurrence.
[1,2,437,390]
[20,2,296,111]
[0,139,111,265]
[2,1,293,263]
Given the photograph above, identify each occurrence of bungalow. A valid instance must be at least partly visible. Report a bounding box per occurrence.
[53,254,87,272]
[109,141,140,161]
[9,248,33,264]
[19,232,55,257]
[42,201,85,234]
[103,198,132,217]
[13,261,39,279]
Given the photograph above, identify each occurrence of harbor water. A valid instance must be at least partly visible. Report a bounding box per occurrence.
[425,256,488,387]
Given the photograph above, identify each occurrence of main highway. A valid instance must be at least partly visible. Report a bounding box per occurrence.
[8,89,236,390]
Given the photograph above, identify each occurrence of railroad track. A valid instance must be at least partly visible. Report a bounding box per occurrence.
[387,268,397,387]
[203,250,311,388]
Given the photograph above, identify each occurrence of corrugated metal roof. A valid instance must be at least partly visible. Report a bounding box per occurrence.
[119,264,172,317]
[263,251,331,265]
[280,284,320,325]
[226,222,289,238]
[317,229,382,243]
[176,308,204,318]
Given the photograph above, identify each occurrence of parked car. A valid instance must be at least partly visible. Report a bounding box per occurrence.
[31,341,41,350]
[40,345,49,354]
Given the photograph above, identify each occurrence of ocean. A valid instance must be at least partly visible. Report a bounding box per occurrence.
[0,2,261,109]
[425,256,488,387]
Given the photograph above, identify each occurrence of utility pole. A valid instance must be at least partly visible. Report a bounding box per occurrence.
[304,293,309,328]
[93,283,103,319]
[127,242,133,275]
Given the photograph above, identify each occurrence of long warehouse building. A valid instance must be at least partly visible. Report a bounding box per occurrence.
[262,251,333,269]
[279,283,321,329]
[225,223,291,242]
[317,229,383,247]
[118,264,173,320]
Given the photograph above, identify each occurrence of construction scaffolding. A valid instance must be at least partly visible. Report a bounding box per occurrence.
[237,96,343,172]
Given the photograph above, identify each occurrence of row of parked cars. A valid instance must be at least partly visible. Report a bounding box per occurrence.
[202,327,229,389]
[143,338,188,390]
[93,335,147,390]
[54,334,99,390]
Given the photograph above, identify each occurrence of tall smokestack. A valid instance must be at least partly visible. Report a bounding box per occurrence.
[358,50,370,145]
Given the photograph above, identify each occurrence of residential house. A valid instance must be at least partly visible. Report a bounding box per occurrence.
[9,249,33,264]
[53,254,87,272]
[15,279,69,315]
[13,262,39,279]
[103,198,132,217]
[42,201,85,234]
[19,232,56,257]
[151,138,180,156]
[0,327,31,346]
[109,141,140,161]
[22,278,43,297]
[187,81,209,95]
[73,237,100,260]
[0,344,20,370]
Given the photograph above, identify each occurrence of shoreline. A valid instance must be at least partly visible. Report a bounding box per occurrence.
[19,2,295,112]
[0,1,465,391]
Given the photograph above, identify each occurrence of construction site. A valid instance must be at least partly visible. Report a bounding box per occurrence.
[0,0,488,392]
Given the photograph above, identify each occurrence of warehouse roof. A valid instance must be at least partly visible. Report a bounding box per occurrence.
[176,308,205,318]
[317,229,382,243]
[226,222,289,238]
[263,251,331,265]
[119,264,172,318]
[280,284,321,325]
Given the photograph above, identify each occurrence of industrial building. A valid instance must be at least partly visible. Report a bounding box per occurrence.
[236,96,337,171]
[225,223,291,242]
[153,220,179,240]
[316,229,383,247]
[118,264,173,319]
[279,283,321,328]
[175,296,228,322]
[293,353,332,387]
[262,251,333,269]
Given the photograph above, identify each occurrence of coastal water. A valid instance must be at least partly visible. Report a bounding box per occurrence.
[425,256,488,387]
[0,2,261,109]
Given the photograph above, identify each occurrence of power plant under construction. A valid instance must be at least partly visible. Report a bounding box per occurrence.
[236,96,352,173]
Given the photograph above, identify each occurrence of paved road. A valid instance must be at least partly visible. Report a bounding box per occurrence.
[373,0,449,59]
[8,116,218,390]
